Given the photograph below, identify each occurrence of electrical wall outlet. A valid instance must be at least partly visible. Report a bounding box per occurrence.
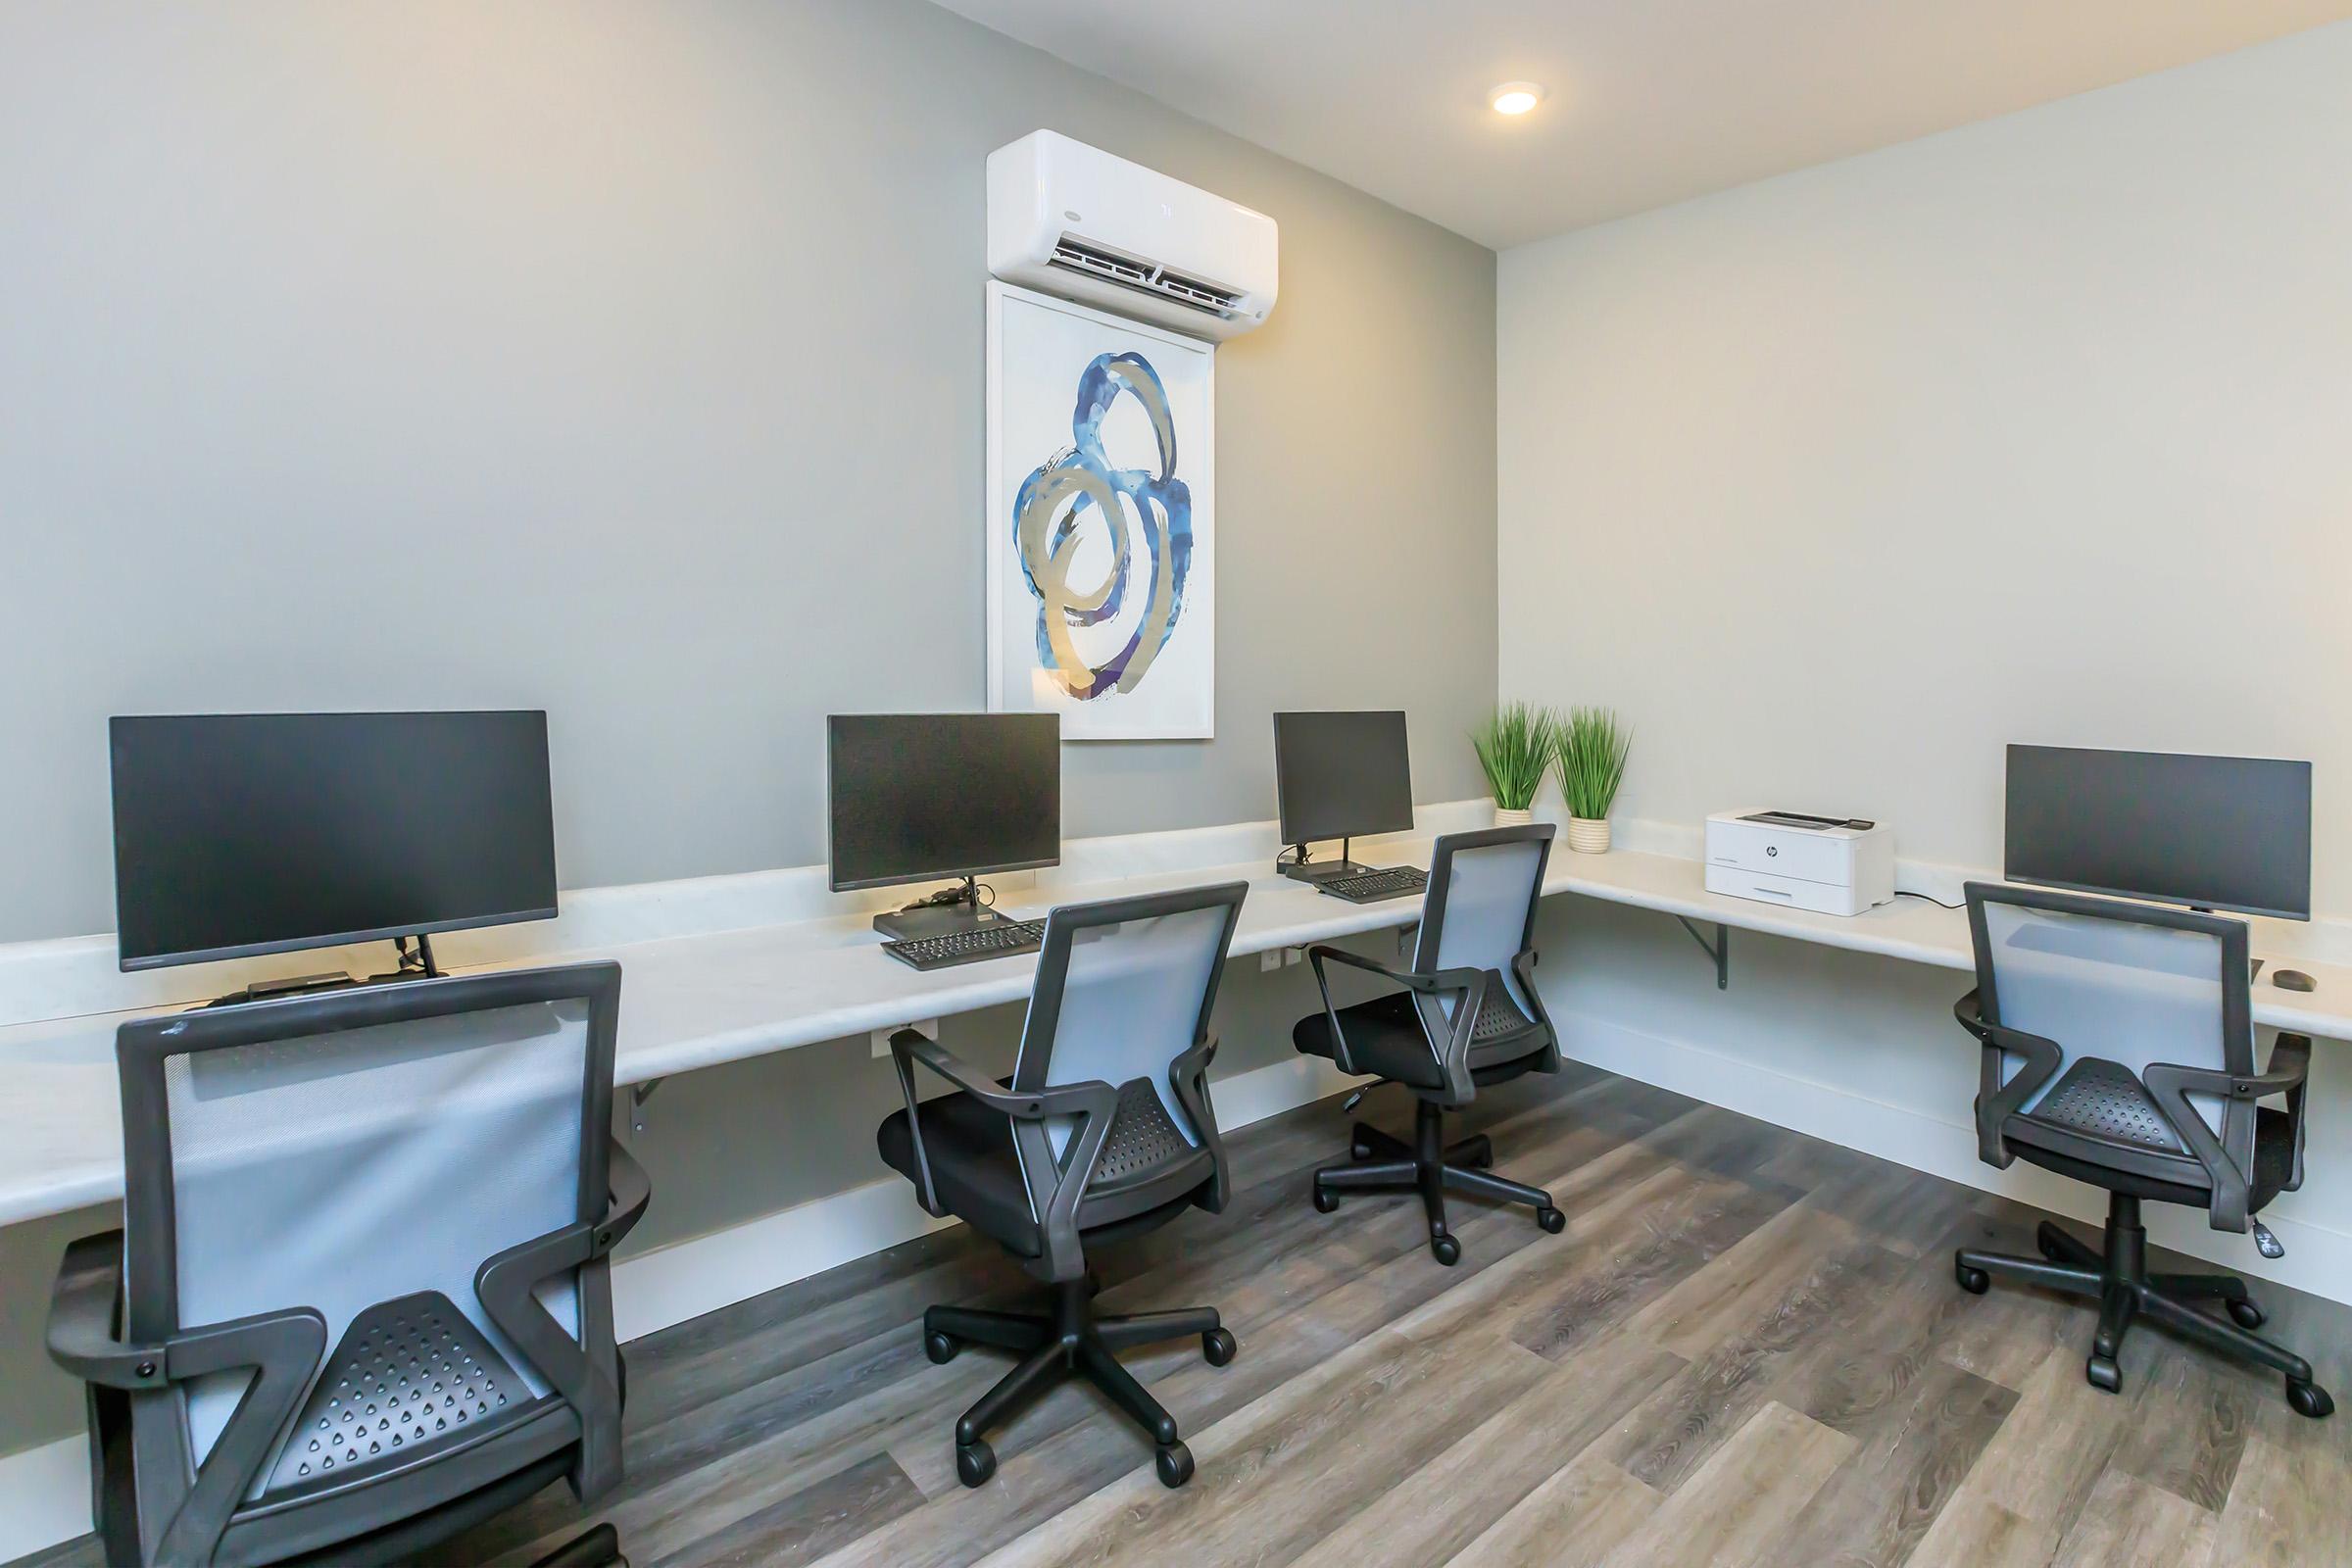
[873,1016,940,1059]
[1259,949,1283,973]
[1285,947,1303,966]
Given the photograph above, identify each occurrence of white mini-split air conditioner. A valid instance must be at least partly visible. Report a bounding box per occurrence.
[987,129,1278,342]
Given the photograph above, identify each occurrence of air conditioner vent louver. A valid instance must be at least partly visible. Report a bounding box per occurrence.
[989,131,1277,341]
[1050,236,1243,318]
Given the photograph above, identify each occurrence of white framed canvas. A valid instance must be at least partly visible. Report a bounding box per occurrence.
[986,280,1214,740]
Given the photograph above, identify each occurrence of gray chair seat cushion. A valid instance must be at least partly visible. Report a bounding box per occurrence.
[2001,1055,2297,1213]
[876,1082,1212,1258]
[1291,985,1547,1091]
[263,1293,534,1501]
[2017,1057,2186,1152]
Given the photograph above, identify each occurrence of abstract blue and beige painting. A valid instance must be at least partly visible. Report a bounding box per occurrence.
[1010,351,1193,701]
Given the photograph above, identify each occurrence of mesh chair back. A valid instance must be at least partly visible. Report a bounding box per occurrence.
[1012,883,1247,1161]
[1970,886,2249,1133]
[1411,825,1553,1015]
[118,967,617,1485]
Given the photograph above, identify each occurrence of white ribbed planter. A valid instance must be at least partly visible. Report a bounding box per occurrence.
[1493,805,1535,828]
[1566,816,1612,854]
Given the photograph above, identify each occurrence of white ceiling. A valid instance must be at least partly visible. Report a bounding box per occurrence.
[935,0,2352,249]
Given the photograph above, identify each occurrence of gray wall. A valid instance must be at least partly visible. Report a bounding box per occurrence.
[0,0,1498,944]
[1498,23,2352,901]
[0,0,1496,1464]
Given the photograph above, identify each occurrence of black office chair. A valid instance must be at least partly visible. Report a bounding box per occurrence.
[875,883,1248,1490]
[1951,882,2331,1416]
[1291,823,1565,1265]
[47,963,650,1567]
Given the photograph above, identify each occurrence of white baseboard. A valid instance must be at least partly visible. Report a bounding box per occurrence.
[1557,1007,2352,1304]
[0,1434,87,1565]
[1194,1054,1365,1133]
[611,1177,958,1345]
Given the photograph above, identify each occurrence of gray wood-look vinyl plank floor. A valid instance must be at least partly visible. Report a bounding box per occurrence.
[17,1060,2352,1567]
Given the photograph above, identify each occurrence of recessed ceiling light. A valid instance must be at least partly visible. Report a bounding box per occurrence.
[1488,81,1546,117]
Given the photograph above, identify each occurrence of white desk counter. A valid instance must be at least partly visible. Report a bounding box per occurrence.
[6,837,2349,1230]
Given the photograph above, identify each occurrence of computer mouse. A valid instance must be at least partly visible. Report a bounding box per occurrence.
[2274,968,2316,993]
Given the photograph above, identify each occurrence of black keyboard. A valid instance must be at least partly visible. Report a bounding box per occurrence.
[881,919,1047,971]
[1318,866,1429,904]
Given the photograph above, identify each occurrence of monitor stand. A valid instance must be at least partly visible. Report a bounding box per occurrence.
[207,934,445,1007]
[873,877,1020,942]
[1277,839,1378,885]
[220,969,359,1005]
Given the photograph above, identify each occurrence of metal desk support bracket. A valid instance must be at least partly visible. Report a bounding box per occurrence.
[1676,917,1730,990]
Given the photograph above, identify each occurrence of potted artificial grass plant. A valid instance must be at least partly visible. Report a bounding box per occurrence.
[1555,707,1632,853]
[1471,704,1556,827]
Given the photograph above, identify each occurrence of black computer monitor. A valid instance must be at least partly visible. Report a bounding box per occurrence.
[110,710,561,971]
[1273,710,1415,849]
[826,713,1060,905]
[2004,744,2311,920]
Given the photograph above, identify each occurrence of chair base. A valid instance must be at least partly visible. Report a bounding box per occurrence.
[922,1277,1233,1489]
[1955,1192,2332,1417]
[1310,1100,1564,1266]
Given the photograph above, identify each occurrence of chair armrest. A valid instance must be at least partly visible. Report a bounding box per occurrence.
[1303,947,1371,1075]
[49,1231,331,1559]
[1954,990,2065,1169]
[2271,1034,2312,1192]
[894,1033,1107,1118]
[1305,945,1486,1090]
[888,1032,1120,1282]
[475,1131,649,1502]
[155,1305,328,1563]
[602,1140,653,1251]
[887,1031,1113,1218]
[2144,1053,2312,1102]
[887,1033,1022,1216]
[1953,988,1986,1037]
[478,1136,653,1290]
[1307,945,1473,995]
[886,1030,948,1215]
[47,1232,165,1392]
[1511,951,1551,1026]
[2145,1045,2310,1232]
[1169,1034,1229,1212]
[48,1232,320,1397]
[1422,969,1494,1105]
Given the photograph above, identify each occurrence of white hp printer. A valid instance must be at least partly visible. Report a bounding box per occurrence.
[1705,809,1894,916]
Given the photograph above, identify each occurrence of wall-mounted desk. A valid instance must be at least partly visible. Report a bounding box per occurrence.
[2,837,2346,1230]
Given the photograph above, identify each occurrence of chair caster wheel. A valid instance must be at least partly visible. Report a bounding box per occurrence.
[1431,1234,1461,1266]
[1154,1442,1195,1488]
[2229,1298,2266,1330]
[1955,1262,1989,1296]
[2085,1354,2122,1394]
[924,1331,960,1365]
[1202,1327,1237,1367]
[2035,1223,2070,1262]
[1536,1205,1566,1235]
[1312,1183,1340,1214]
[2287,1380,2334,1419]
[956,1440,996,1487]
[1350,1138,1375,1162]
